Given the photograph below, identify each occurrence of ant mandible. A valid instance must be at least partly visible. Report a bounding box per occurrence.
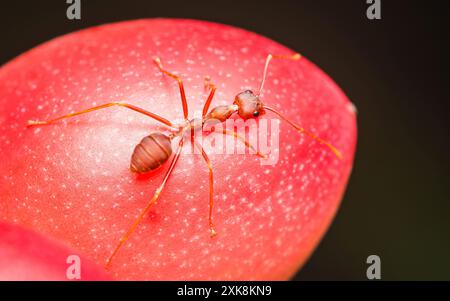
[27,53,341,269]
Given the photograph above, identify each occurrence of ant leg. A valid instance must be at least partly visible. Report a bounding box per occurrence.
[153,57,189,120]
[257,53,302,95]
[27,102,174,128]
[263,105,342,159]
[193,141,216,237]
[105,138,185,269]
[202,76,216,118]
[220,129,268,159]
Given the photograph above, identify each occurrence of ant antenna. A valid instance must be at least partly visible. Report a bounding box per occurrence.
[263,106,342,159]
[257,53,302,96]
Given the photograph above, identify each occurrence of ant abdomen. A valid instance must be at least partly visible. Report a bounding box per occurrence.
[130,133,173,174]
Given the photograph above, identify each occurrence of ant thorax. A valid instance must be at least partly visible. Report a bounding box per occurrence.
[170,118,203,136]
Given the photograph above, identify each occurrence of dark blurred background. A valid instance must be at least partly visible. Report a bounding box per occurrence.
[1,0,449,280]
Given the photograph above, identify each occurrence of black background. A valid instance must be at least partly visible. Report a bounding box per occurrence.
[1,0,449,280]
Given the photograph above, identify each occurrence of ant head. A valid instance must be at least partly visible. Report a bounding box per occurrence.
[233,90,265,120]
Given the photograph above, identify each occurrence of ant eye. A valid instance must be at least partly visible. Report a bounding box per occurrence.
[253,111,260,117]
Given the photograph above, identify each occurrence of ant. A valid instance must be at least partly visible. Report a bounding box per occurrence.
[27,53,341,269]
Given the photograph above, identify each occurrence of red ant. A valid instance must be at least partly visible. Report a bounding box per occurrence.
[27,53,341,268]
